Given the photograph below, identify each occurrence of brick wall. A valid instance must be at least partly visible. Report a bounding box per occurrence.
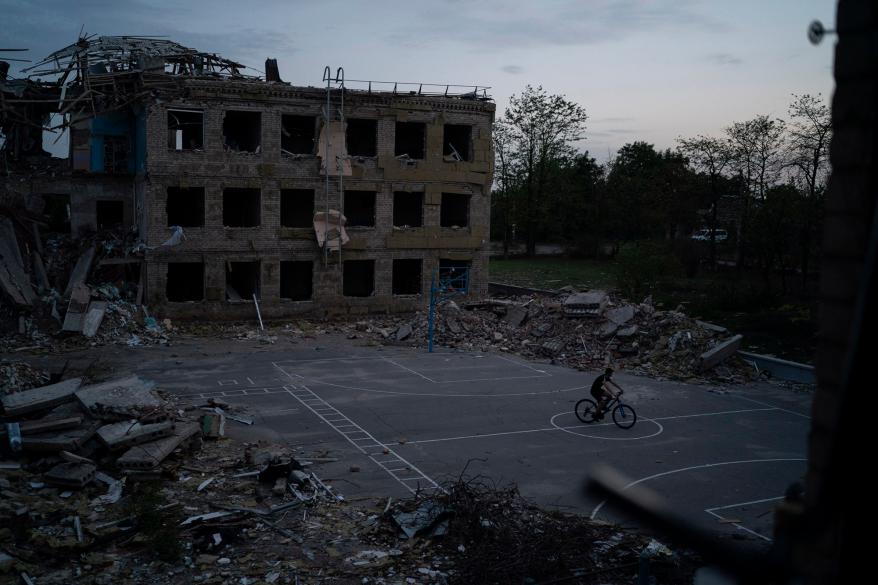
[142,80,494,317]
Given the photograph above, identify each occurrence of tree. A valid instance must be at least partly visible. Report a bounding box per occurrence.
[787,93,831,288]
[501,85,588,256]
[491,120,519,258]
[677,134,732,268]
[726,115,787,266]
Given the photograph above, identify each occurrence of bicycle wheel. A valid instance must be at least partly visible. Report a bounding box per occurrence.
[575,398,599,423]
[612,403,637,429]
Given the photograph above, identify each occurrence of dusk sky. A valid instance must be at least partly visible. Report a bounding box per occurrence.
[3,0,836,161]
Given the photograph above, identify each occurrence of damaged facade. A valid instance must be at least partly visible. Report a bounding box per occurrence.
[1,37,494,320]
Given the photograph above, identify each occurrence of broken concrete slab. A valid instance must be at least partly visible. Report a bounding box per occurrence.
[74,375,161,417]
[504,306,528,328]
[44,462,96,488]
[81,301,108,338]
[699,334,744,371]
[0,416,82,436]
[598,321,619,339]
[395,324,412,341]
[616,325,639,338]
[62,283,91,332]
[606,306,636,326]
[116,422,200,469]
[96,420,175,451]
[696,320,729,334]
[63,244,96,298]
[1,377,82,417]
[563,291,608,317]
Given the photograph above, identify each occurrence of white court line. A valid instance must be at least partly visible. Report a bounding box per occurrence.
[307,378,588,398]
[704,496,784,542]
[272,362,441,495]
[733,395,811,419]
[399,407,778,445]
[589,459,807,520]
[382,357,436,383]
[495,353,550,374]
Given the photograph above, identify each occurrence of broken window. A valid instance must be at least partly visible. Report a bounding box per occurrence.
[281,115,316,155]
[344,191,376,227]
[167,187,205,227]
[392,259,422,295]
[440,193,470,227]
[223,188,260,227]
[103,136,129,173]
[223,110,261,153]
[226,261,260,300]
[393,191,423,228]
[343,260,375,297]
[43,194,71,232]
[439,258,471,291]
[167,110,204,150]
[346,119,377,157]
[443,124,472,161]
[280,189,314,228]
[96,200,124,230]
[280,261,313,301]
[167,262,204,302]
[394,122,425,159]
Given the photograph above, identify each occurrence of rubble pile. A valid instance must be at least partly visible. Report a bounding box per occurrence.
[0,213,175,351]
[344,290,753,383]
[0,361,50,393]
[368,478,698,585]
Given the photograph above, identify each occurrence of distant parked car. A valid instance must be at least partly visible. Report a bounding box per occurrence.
[691,228,728,242]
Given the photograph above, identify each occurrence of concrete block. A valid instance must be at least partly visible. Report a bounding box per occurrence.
[97,420,175,451]
[75,375,161,417]
[1,378,82,417]
[44,462,97,488]
[116,422,200,469]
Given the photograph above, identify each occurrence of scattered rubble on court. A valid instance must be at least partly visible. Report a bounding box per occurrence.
[1,370,699,584]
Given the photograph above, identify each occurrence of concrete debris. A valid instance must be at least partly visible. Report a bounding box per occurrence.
[563,290,608,317]
[699,334,744,372]
[1,377,82,417]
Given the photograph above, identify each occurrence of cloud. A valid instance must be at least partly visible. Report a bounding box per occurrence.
[387,0,724,50]
[707,52,742,66]
[502,65,524,74]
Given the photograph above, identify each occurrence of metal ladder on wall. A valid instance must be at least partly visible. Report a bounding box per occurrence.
[322,66,345,269]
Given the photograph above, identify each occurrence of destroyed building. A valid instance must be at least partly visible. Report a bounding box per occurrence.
[1,37,494,320]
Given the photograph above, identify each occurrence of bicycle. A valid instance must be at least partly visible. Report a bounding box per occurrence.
[575,390,637,429]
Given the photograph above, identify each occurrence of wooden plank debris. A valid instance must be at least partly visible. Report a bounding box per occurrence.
[63,244,96,297]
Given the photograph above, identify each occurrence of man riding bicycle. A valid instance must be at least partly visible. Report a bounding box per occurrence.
[590,367,623,420]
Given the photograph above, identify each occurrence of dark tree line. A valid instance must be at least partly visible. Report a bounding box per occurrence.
[492,89,831,294]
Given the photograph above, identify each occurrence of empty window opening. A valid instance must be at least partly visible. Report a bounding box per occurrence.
[344,191,376,227]
[96,200,124,230]
[393,191,423,227]
[346,119,377,157]
[167,187,205,227]
[281,115,316,155]
[394,122,425,159]
[280,261,313,301]
[167,262,204,302]
[443,124,472,161]
[440,193,470,227]
[43,194,71,232]
[281,189,314,228]
[343,260,375,297]
[167,110,204,150]
[392,259,422,295]
[223,188,261,227]
[223,110,261,153]
[226,261,260,300]
[439,258,471,291]
[103,136,129,173]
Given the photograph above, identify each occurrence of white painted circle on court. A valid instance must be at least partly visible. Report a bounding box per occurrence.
[549,411,664,441]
